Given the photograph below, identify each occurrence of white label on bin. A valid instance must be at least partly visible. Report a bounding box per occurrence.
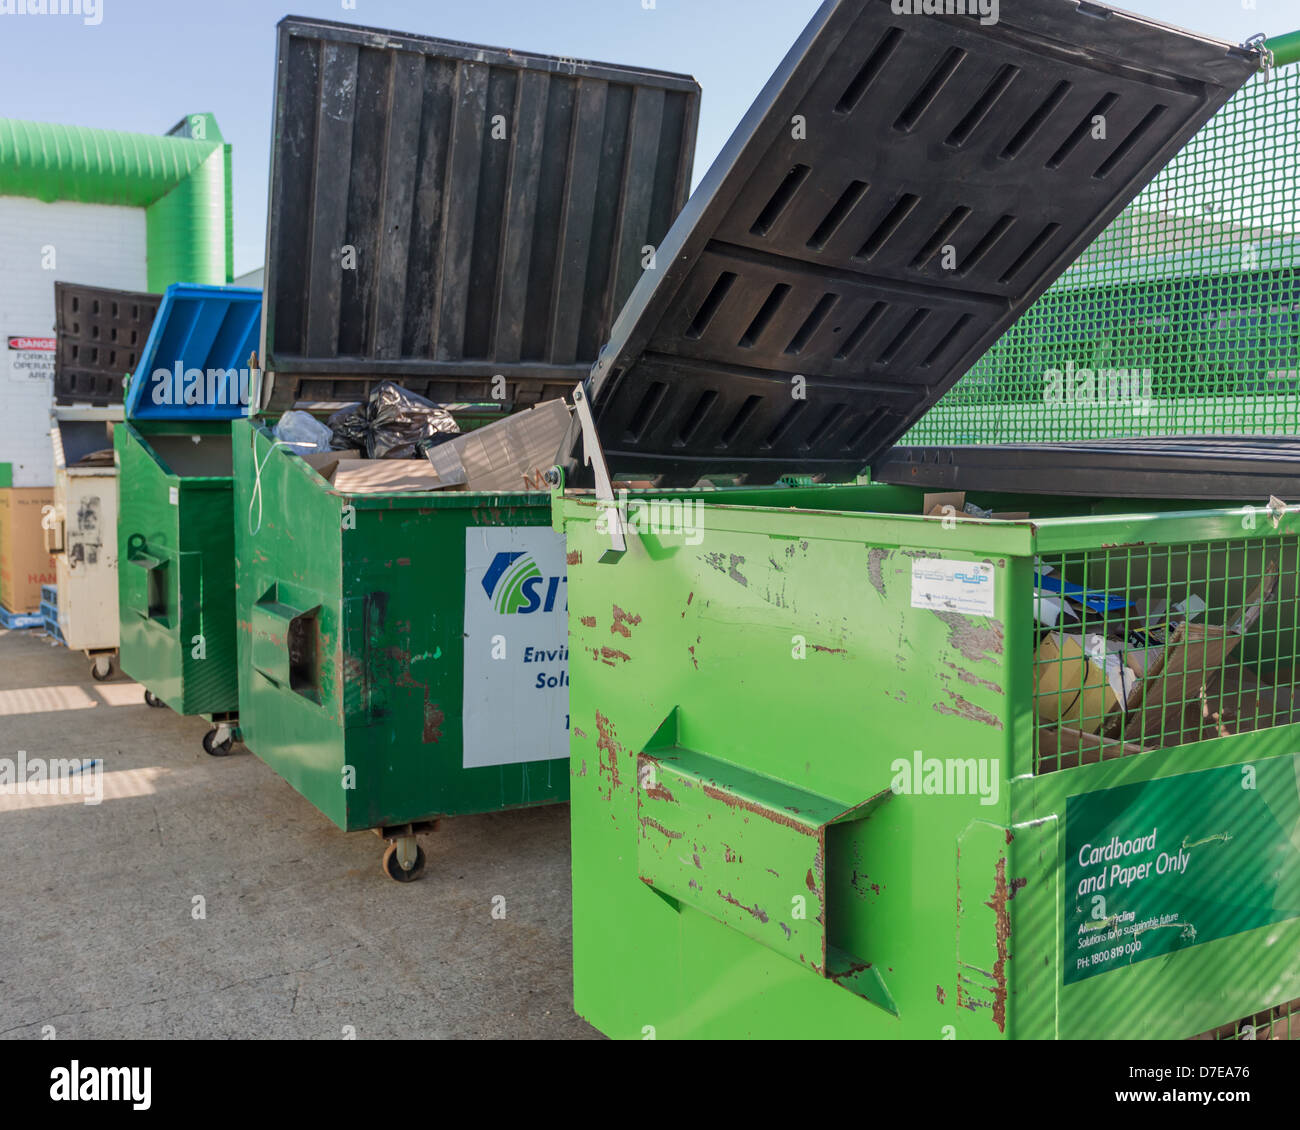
[910,559,996,617]
[463,526,569,768]
[168,486,178,506]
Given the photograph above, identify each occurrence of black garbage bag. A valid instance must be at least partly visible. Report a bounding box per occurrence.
[327,382,460,458]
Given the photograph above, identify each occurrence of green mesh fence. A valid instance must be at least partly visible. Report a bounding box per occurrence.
[903,52,1300,446]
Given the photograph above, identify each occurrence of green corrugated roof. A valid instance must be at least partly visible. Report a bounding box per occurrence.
[0,116,220,206]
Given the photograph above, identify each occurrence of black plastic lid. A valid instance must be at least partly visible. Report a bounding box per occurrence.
[261,16,701,413]
[54,282,161,407]
[569,0,1260,486]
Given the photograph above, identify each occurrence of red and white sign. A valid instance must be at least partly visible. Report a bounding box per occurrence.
[7,336,56,351]
[7,334,57,383]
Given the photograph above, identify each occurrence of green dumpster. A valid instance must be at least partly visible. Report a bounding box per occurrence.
[231,17,700,881]
[115,284,261,755]
[554,0,1299,1039]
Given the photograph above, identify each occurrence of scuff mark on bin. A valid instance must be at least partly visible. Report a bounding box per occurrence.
[611,605,642,638]
[1008,877,1027,900]
[868,548,890,596]
[811,643,847,656]
[985,857,1011,1034]
[934,691,1004,730]
[933,611,1004,665]
[704,552,748,587]
[640,815,683,841]
[719,890,769,924]
[944,661,1003,694]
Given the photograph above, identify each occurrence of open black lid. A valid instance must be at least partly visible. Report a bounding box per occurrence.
[54,282,161,407]
[568,0,1260,487]
[261,16,700,412]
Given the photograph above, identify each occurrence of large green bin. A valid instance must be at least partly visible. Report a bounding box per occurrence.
[233,420,571,880]
[554,0,1299,1038]
[557,484,1300,1039]
[233,17,701,880]
[115,284,261,754]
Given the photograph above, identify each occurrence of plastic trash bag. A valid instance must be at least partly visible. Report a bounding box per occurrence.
[274,409,334,454]
[327,382,460,459]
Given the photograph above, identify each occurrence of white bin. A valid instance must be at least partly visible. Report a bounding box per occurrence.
[47,406,121,679]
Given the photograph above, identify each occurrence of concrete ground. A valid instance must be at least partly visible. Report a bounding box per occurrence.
[0,626,597,1040]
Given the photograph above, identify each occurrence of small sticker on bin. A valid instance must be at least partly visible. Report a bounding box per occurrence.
[910,559,995,617]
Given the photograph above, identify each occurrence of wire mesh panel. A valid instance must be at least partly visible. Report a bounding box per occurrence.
[1190,995,1299,1040]
[1033,533,1300,773]
[904,61,1300,446]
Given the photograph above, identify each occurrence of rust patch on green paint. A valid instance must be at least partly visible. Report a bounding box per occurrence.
[640,815,683,841]
[934,691,1004,730]
[645,780,676,804]
[566,550,583,565]
[599,647,631,666]
[936,985,947,1004]
[423,702,444,744]
[985,857,1011,1034]
[701,784,815,837]
[595,711,622,793]
[580,616,596,628]
[811,644,847,656]
[611,605,642,638]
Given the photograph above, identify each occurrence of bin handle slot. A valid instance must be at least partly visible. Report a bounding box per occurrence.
[251,585,324,703]
[634,706,897,1014]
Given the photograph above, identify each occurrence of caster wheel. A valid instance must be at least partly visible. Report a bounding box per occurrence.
[202,727,234,757]
[91,655,115,681]
[144,690,166,709]
[381,841,426,883]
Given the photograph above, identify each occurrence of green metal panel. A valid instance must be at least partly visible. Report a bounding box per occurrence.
[558,485,1300,1039]
[114,420,238,716]
[231,420,568,833]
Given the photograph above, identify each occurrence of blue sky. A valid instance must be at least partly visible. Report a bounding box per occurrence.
[1,0,1293,276]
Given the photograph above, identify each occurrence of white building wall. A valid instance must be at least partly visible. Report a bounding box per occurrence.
[0,196,147,486]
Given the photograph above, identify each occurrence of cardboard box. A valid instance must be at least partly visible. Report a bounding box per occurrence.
[1034,631,1143,734]
[0,487,57,613]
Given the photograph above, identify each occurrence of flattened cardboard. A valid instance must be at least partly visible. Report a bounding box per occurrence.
[424,399,570,493]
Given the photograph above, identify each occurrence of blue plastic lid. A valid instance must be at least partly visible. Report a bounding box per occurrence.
[124,283,262,421]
